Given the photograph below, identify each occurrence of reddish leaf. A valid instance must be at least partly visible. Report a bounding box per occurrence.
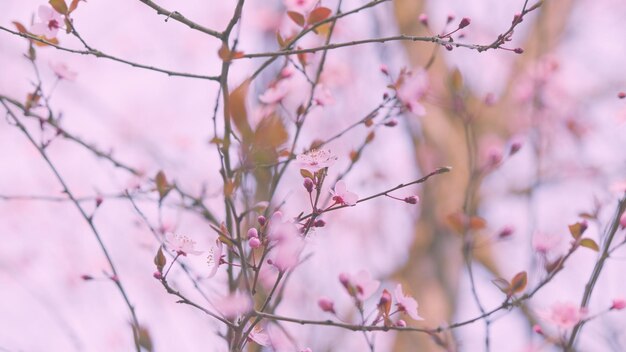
[307,7,332,24]
[287,11,305,27]
[580,238,599,252]
[228,79,254,142]
[154,247,166,273]
[568,222,585,239]
[12,21,28,34]
[491,278,510,294]
[69,0,81,13]
[509,271,528,296]
[254,114,288,149]
[469,216,487,230]
[49,0,68,14]
[155,170,170,200]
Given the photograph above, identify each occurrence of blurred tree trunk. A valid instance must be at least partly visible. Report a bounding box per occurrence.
[390,0,574,350]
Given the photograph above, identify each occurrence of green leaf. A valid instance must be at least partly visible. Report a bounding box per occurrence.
[49,0,68,14]
[580,238,599,252]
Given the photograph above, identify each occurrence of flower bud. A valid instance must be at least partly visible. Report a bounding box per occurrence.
[533,324,543,335]
[620,213,626,229]
[247,227,258,239]
[404,196,419,204]
[318,297,336,313]
[396,319,407,327]
[314,219,326,227]
[339,273,350,289]
[446,14,455,24]
[458,17,471,29]
[514,48,524,54]
[418,13,428,26]
[153,271,163,280]
[80,274,93,281]
[619,92,626,99]
[611,298,626,310]
[510,141,522,155]
[498,226,514,239]
[249,237,261,249]
[257,215,266,226]
[303,177,314,193]
[384,118,398,127]
[95,195,103,207]
[380,64,389,75]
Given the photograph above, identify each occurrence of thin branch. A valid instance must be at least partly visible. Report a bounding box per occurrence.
[136,0,222,39]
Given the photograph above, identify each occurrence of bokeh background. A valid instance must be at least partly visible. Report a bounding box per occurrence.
[1,0,626,351]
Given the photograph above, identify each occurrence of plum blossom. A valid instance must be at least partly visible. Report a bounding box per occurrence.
[267,212,303,270]
[341,270,380,301]
[532,231,561,255]
[247,327,270,346]
[30,5,64,38]
[50,62,77,81]
[330,180,358,206]
[296,149,337,172]
[538,302,587,329]
[207,240,224,278]
[394,284,424,321]
[397,69,428,116]
[165,233,202,256]
[215,291,252,319]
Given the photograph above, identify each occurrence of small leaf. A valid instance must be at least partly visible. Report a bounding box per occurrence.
[545,256,564,273]
[155,170,170,200]
[12,21,28,34]
[312,22,331,36]
[469,216,487,230]
[307,7,332,25]
[49,0,69,14]
[287,11,305,27]
[568,222,585,239]
[69,0,81,13]
[154,247,166,273]
[580,238,599,252]
[229,79,254,143]
[300,169,314,179]
[137,325,153,352]
[450,68,463,93]
[491,278,510,294]
[33,36,59,47]
[509,271,528,296]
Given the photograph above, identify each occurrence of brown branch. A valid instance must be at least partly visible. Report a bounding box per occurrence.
[136,0,222,39]
[0,26,220,81]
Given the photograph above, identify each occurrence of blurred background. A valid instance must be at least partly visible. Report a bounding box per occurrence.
[1,0,626,351]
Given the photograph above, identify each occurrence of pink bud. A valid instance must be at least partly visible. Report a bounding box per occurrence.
[318,297,336,313]
[110,275,119,283]
[80,274,93,281]
[418,13,428,26]
[620,213,626,229]
[266,259,274,265]
[404,196,419,205]
[396,319,407,327]
[303,177,314,193]
[445,44,453,51]
[153,271,163,280]
[384,118,398,127]
[458,17,471,29]
[619,92,626,99]
[257,215,266,226]
[514,48,524,54]
[247,228,258,239]
[533,324,543,335]
[510,141,522,155]
[339,273,350,288]
[446,14,455,24]
[314,219,326,227]
[95,195,103,207]
[611,298,626,310]
[380,64,389,75]
[249,237,261,249]
[512,13,523,24]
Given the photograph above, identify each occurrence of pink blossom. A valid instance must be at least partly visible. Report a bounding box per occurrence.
[30,5,64,39]
[538,302,587,329]
[247,327,270,346]
[50,62,77,81]
[267,212,303,270]
[397,69,428,116]
[296,149,337,172]
[342,270,380,301]
[165,233,202,256]
[394,284,424,321]
[259,80,291,104]
[207,240,224,277]
[611,298,626,310]
[215,291,252,319]
[331,181,358,206]
[249,237,261,249]
[283,0,316,12]
[531,231,561,255]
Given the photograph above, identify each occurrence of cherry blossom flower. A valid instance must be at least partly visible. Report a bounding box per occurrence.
[215,291,252,319]
[394,284,424,321]
[532,231,561,255]
[165,233,202,256]
[267,212,303,270]
[207,240,224,278]
[50,62,78,81]
[30,5,64,39]
[538,302,587,329]
[247,327,270,346]
[397,69,428,116]
[296,149,337,173]
[331,181,358,206]
[341,270,380,301]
